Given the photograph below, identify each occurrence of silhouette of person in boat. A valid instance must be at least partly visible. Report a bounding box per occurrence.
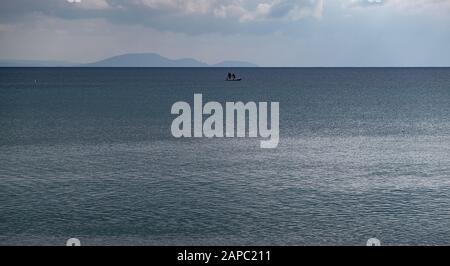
[226,72,240,81]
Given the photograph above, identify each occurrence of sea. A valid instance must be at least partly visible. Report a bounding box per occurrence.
[1,67,450,245]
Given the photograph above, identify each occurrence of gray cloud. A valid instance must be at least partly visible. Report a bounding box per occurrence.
[347,0,450,10]
[0,0,449,66]
[0,0,325,34]
[348,0,385,8]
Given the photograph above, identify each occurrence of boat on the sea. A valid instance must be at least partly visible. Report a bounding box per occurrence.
[225,72,242,81]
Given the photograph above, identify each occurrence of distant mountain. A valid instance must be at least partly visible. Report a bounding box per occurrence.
[0,59,74,67]
[0,53,258,67]
[84,53,258,67]
[84,53,208,67]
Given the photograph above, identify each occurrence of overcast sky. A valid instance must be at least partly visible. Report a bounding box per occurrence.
[0,0,449,66]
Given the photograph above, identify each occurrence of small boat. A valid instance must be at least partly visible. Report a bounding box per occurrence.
[225,72,242,81]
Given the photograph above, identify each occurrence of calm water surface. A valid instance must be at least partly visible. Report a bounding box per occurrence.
[1,68,450,245]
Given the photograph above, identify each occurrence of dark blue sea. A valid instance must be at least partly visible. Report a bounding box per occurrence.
[1,68,450,245]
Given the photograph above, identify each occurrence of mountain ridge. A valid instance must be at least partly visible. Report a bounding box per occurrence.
[0,59,74,67]
[83,53,258,67]
[0,53,258,67]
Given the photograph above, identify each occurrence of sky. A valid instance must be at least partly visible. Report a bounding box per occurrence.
[0,0,449,66]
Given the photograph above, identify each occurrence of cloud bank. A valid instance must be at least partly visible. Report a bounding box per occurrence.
[347,0,450,10]
[0,0,449,66]
[1,0,449,35]
[0,0,326,34]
